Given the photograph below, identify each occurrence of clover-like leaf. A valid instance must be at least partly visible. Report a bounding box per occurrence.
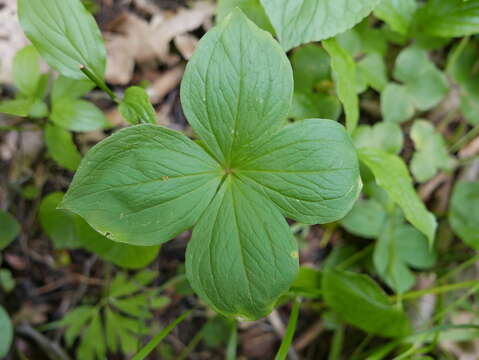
[63,9,360,319]
[259,0,381,51]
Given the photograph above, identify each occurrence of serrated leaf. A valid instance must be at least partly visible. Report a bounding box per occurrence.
[414,0,479,38]
[322,270,412,338]
[410,120,455,183]
[12,45,41,98]
[237,119,361,224]
[119,86,157,125]
[49,98,108,132]
[62,125,222,246]
[449,181,479,250]
[59,306,97,347]
[217,0,274,33]
[0,305,13,358]
[181,8,293,167]
[112,295,149,317]
[39,192,160,269]
[77,314,106,360]
[18,0,106,80]
[374,0,417,36]
[0,210,20,250]
[45,123,82,171]
[186,178,299,320]
[259,0,381,51]
[51,76,95,103]
[359,148,437,245]
[323,38,359,134]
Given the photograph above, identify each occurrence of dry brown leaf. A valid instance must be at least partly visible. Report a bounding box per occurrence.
[0,0,29,84]
[174,34,199,60]
[148,65,184,104]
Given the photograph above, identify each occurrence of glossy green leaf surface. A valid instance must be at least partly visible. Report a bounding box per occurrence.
[119,86,157,125]
[323,38,359,134]
[181,9,293,166]
[0,210,20,250]
[359,148,437,244]
[186,178,298,319]
[40,193,160,269]
[18,0,106,80]
[415,0,479,38]
[259,0,381,50]
[0,305,12,358]
[449,181,479,250]
[217,0,274,33]
[62,125,223,246]
[45,123,82,172]
[322,270,412,338]
[237,120,361,224]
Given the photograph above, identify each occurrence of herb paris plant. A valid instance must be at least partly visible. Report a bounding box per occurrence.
[60,9,360,319]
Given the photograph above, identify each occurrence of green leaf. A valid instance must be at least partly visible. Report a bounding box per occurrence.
[357,53,388,92]
[0,306,12,358]
[0,98,34,117]
[77,314,106,360]
[291,44,331,92]
[374,221,435,294]
[59,306,97,347]
[51,76,95,102]
[410,120,455,183]
[414,0,479,38]
[381,83,415,123]
[259,0,381,50]
[237,119,361,224]
[374,0,417,36]
[322,270,412,338]
[119,86,157,125]
[12,45,41,98]
[49,98,108,132]
[186,178,299,320]
[289,92,341,121]
[449,181,479,250]
[323,38,359,134]
[0,210,20,250]
[217,0,274,33]
[353,122,404,155]
[39,192,160,269]
[181,8,293,167]
[18,0,106,80]
[61,125,222,246]
[341,199,387,239]
[45,123,82,171]
[0,269,16,293]
[290,267,322,298]
[358,148,437,245]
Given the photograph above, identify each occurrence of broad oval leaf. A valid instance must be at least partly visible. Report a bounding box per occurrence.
[50,98,109,132]
[0,305,13,358]
[18,0,106,80]
[181,8,293,167]
[260,0,381,51]
[322,270,412,338]
[186,178,298,320]
[40,192,160,269]
[51,76,95,103]
[45,123,82,172]
[217,0,274,33]
[449,181,479,250]
[0,210,20,250]
[61,124,223,246]
[237,119,361,224]
[12,45,41,98]
[341,198,387,239]
[359,148,437,245]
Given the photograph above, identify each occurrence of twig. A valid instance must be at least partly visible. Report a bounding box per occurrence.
[16,323,72,360]
[293,319,324,351]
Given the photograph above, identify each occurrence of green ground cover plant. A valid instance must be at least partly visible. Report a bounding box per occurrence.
[1,0,479,358]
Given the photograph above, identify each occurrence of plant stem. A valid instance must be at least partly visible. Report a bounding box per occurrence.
[79,65,118,103]
[328,324,344,360]
[449,122,479,153]
[275,298,301,360]
[132,310,192,360]
[391,279,479,302]
[226,320,238,360]
[177,327,204,360]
